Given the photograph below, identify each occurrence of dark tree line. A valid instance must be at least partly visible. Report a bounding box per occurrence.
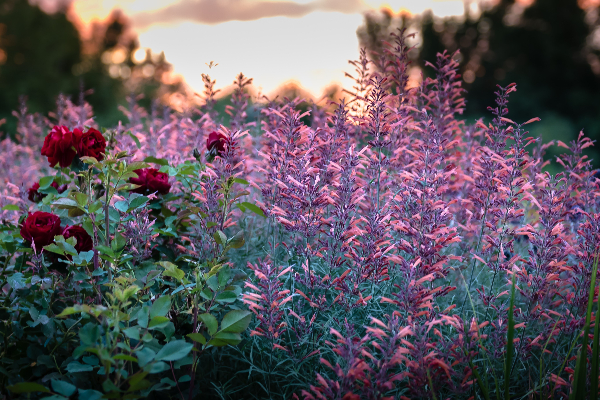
[358,0,600,165]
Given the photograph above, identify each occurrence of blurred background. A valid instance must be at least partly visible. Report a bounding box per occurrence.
[1,0,599,164]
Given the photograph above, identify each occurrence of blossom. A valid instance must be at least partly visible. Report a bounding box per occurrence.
[129,168,171,195]
[206,131,227,156]
[62,225,93,253]
[20,211,62,250]
[41,125,76,168]
[74,127,106,161]
[27,181,67,203]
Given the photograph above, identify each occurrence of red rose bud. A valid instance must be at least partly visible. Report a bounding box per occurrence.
[206,131,227,156]
[62,225,93,253]
[129,168,171,195]
[28,181,67,202]
[20,211,62,250]
[74,127,106,161]
[41,125,76,168]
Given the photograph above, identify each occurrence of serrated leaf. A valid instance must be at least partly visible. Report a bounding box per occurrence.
[199,313,218,336]
[220,310,252,333]
[213,230,227,245]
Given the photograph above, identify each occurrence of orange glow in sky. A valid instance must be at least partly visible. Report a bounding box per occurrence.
[60,0,468,98]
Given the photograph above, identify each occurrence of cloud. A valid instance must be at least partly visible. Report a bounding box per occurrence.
[132,0,368,28]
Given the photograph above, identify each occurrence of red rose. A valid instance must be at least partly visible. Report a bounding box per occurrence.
[62,225,93,253]
[129,168,171,195]
[206,131,227,156]
[28,181,67,203]
[41,126,76,168]
[20,211,62,250]
[74,127,106,161]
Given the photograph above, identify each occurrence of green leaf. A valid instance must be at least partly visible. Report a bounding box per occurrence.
[186,333,206,345]
[8,382,51,394]
[95,245,115,258]
[199,313,218,336]
[150,295,171,319]
[126,371,149,392]
[216,292,237,303]
[88,200,103,213]
[154,340,193,362]
[114,200,129,213]
[213,230,227,245]
[51,380,77,397]
[135,348,155,367]
[66,361,94,373]
[79,322,101,346]
[78,389,103,400]
[113,354,138,363]
[233,178,249,185]
[123,327,140,341]
[218,266,231,287]
[2,204,19,211]
[240,202,265,218]
[229,231,245,249]
[126,131,142,149]
[74,192,89,207]
[128,195,149,210]
[159,261,185,281]
[143,156,169,166]
[148,316,170,329]
[39,176,54,189]
[220,310,252,333]
[208,332,242,347]
[53,198,79,209]
[206,275,219,292]
[43,243,65,255]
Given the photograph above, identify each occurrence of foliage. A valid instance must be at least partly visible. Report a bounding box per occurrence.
[1,22,600,400]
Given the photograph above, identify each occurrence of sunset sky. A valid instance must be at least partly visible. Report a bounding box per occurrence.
[49,0,470,98]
